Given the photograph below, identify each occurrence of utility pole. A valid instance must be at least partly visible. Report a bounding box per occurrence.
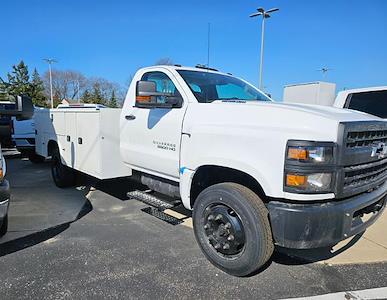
[250,7,279,90]
[43,58,57,108]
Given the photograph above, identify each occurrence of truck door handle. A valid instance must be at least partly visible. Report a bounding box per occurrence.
[125,115,136,120]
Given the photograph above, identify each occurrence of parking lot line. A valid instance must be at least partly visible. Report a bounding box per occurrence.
[280,286,387,300]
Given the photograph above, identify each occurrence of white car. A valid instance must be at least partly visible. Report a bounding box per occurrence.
[0,146,9,237]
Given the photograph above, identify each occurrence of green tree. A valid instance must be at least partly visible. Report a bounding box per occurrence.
[108,90,118,108]
[91,82,105,104]
[81,89,93,103]
[30,68,47,107]
[0,61,32,96]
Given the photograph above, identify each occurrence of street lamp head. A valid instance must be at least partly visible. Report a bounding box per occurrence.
[250,7,279,19]
[266,8,279,14]
[43,58,58,64]
[249,12,263,18]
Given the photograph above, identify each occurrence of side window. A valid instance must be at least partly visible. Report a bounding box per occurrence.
[189,83,201,93]
[140,71,179,105]
[346,91,387,118]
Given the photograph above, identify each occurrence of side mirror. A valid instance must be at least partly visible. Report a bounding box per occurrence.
[166,96,183,108]
[0,95,34,120]
[137,80,157,96]
[136,80,182,108]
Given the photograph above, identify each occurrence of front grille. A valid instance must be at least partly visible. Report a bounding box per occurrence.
[346,130,387,148]
[337,121,387,198]
[343,158,387,192]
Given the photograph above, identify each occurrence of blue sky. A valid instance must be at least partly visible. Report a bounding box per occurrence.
[1,0,386,100]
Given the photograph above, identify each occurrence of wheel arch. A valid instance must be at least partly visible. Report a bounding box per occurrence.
[189,165,268,209]
[47,139,58,156]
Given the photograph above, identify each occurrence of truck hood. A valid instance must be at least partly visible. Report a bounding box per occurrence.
[212,100,382,122]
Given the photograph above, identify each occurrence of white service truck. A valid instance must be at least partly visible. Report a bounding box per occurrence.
[284,83,387,119]
[35,65,387,276]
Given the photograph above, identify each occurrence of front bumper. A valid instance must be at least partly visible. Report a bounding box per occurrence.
[0,179,10,226]
[268,181,387,249]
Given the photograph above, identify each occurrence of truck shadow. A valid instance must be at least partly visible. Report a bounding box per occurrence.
[0,153,94,257]
[0,199,92,257]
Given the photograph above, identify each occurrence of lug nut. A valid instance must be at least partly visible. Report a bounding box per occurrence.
[208,214,215,221]
[204,224,209,230]
[223,243,230,250]
[214,243,221,250]
[225,222,231,229]
[215,214,223,221]
[227,235,234,241]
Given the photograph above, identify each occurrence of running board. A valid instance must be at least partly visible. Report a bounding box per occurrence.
[141,207,183,225]
[127,190,181,210]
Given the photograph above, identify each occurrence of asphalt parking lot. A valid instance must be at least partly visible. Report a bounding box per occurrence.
[0,153,386,300]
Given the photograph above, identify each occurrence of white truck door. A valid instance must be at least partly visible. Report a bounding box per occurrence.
[121,70,187,180]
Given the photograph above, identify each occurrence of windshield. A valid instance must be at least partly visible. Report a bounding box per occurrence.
[346,90,387,119]
[177,70,272,103]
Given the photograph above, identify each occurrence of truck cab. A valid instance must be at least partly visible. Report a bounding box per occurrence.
[35,65,387,276]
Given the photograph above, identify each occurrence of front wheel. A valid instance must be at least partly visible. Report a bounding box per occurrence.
[51,147,76,188]
[193,182,274,277]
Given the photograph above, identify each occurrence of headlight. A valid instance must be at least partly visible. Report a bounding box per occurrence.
[284,141,336,194]
[285,172,332,192]
[287,145,333,164]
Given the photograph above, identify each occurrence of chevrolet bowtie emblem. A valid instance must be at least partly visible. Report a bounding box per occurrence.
[371,142,387,159]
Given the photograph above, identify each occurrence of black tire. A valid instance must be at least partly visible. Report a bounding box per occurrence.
[51,147,76,188]
[0,214,8,237]
[28,152,45,163]
[193,182,274,277]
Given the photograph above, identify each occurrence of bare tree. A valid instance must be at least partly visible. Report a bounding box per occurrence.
[43,69,87,101]
[42,69,125,106]
[86,77,125,102]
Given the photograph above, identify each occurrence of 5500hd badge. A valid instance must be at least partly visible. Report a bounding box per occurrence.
[153,140,176,151]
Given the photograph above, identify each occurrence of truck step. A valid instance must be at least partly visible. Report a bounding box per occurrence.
[127,190,180,210]
[141,207,183,226]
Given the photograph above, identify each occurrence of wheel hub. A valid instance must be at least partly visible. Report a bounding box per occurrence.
[203,204,245,255]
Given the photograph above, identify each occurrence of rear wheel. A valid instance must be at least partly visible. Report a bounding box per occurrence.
[193,182,274,277]
[0,214,8,237]
[51,147,76,188]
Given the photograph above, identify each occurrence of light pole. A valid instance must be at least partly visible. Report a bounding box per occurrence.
[74,80,80,102]
[250,7,279,90]
[43,58,57,108]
